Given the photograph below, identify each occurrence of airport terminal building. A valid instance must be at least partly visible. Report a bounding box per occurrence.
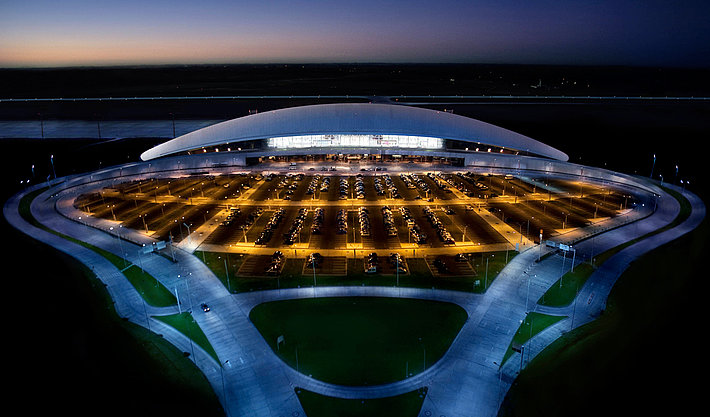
[140,103,569,166]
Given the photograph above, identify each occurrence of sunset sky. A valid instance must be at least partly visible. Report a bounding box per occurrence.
[1,0,708,67]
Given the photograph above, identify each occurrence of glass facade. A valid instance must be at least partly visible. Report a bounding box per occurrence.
[267,134,444,150]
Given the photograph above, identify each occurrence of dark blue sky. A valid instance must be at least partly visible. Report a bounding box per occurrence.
[1,0,708,67]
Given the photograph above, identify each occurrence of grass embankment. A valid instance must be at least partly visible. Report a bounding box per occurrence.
[250,297,468,386]
[295,387,428,417]
[499,187,706,417]
[153,312,220,364]
[19,187,176,307]
[197,250,515,294]
[500,312,566,366]
[538,185,691,307]
[7,190,224,416]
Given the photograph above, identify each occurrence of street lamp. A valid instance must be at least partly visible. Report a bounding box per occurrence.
[183,222,192,244]
[650,154,656,178]
[50,154,56,179]
[484,254,494,289]
[418,337,426,372]
[110,225,127,267]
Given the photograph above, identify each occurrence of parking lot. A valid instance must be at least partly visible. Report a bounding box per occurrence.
[74,171,637,263]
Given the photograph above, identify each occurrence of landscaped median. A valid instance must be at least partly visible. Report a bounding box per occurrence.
[537,184,691,308]
[153,312,220,364]
[501,312,566,367]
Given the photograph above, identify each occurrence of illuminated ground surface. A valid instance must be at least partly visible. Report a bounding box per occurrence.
[73,170,633,256]
[6,162,702,417]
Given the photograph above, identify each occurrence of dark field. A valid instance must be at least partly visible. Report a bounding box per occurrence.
[2,63,709,101]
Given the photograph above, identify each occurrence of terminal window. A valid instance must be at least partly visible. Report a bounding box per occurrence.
[267,134,444,149]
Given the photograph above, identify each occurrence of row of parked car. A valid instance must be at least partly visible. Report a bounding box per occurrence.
[400,173,418,189]
[364,252,407,274]
[364,252,378,273]
[374,176,386,195]
[400,206,427,244]
[311,208,325,234]
[389,252,408,274]
[265,251,285,275]
[382,175,402,198]
[411,174,431,194]
[255,209,285,245]
[339,178,349,199]
[284,208,308,245]
[354,175,366,199]
[423,206,455,245]
[320,177,330,192]
[306,252,323,269]
[358,207,371,237]
[276,178,295,190]
[427,172,452,192]
[222,206,264,229]
[306,175,320,195]
[381,206,398,237]
[221,207,241,227]
[458,172,490,195]
[336,209,348,234]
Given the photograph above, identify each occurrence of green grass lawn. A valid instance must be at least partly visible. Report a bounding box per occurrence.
[153,312,220,364]
[501,312,566,366]
[250,297,468,386]
[123,265,178,307]
[295,387,428,417]
[537,263,594,307]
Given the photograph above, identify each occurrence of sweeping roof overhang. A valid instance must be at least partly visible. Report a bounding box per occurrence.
[140,103,568,161]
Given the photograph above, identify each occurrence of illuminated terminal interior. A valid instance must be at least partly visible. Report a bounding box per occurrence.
[178,135,524,166]
[266,134,444,149]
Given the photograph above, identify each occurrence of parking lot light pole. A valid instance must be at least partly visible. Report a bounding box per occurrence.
[313,257,317,289]
[138,244,145,272]
[559,249,566,288]
[221,256,230,292]
[110,226,127,267]
[396,255,399,287]
[175,285,181,314]
[485,256,489,289]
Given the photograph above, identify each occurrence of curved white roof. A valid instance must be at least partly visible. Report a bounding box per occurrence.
[140,103,568,161]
